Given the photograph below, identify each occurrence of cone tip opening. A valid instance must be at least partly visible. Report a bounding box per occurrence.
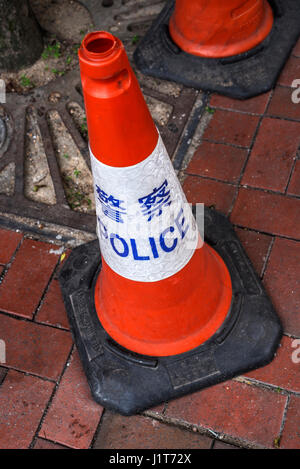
[81,31,120,60]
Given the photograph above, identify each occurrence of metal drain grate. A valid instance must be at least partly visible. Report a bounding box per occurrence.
[79,0,166,40]
[0,0,202,236]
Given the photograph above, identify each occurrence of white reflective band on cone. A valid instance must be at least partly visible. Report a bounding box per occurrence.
[90,133,200,282]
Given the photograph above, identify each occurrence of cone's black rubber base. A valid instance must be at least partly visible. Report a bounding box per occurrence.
[133,0,300,99]
[59,208,282,416]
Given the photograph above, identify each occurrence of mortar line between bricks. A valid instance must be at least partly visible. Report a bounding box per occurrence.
[162,401,168,415]
[272,82,300,90]
[144,412,262,449]
[260,236,275,280]
[278,395,291,447]
[284,146,300,196]
[232,224,273,239]
[146,409,244,449]
[29,343,75,449]
[265,113,300,124]
[208,109,300,125]
[0,234,24,287]
[226,87,281,217]
[32,436,72,450]
[209,107,267,117]
[201,137,250,150]
[209,105,267,117]
[0,367,8,386]
[31,245,69,323]
[140,411,221,447]
[210,439,217,449]
[182,170,300,199]
[234,182,300,198]
[227,109,266,217]
[0,308,70,333]
[22,230,75,248]
[234,373,300,397]
[0,363,57,384]
[184,172,240,187]
[89,406,107,449]
[232,223,300,243]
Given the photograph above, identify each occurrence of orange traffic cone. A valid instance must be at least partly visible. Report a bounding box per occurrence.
[133,0,300,99]
[169,0,274,58]
[59,31,282,415]
[79,32,232,357]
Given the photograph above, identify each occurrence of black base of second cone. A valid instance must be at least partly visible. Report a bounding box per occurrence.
[58,207,282,416]
[133,0,300,99]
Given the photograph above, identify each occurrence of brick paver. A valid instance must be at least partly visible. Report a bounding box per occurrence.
[245,335,300,393]
[234,228,272,277]
[183,175,237,215]
[213,440,240,449]
[40,350,103,449]
[35,279,69,330]
[241,117,300,192]
[202,109,259,147]
[0,313,72,380]
[230,188,300,239]
[0,239,60,319]
[33,438,67,449]
[94,412,213,449]
[0,368,7,385]
[267,86,300,121]
[186,141,248,184]
[263,238,300,336]
[287,159,300,197]
[165,380,287,448]
[0,370,54,449]
[0,228,22,265]
[210,91,270,115]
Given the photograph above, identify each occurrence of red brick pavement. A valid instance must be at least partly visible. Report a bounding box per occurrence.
[0,40,299,451]
[0,238,61,319]
[93,412,212,449]
[39,350,103,449]
[267,85,300,121]
[0,228,22,265]
[241,118,300,193]
[165,380,287,448]
[178,43,300,449]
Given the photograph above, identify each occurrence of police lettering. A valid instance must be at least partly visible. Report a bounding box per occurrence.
[98,207,190,261]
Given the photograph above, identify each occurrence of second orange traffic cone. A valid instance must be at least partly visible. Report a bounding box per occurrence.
[169,0,274,58]
[134,0,300,99]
